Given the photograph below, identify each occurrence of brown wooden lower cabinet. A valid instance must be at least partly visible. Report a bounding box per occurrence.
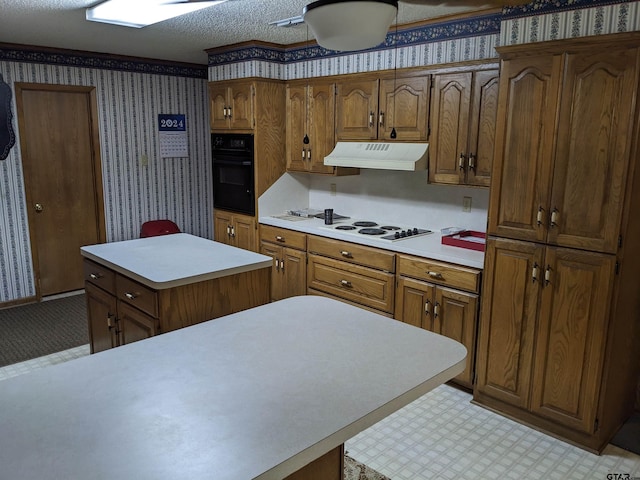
[394,255,480,389]
[84,258,270,354]
[284,444,344,480]
[474,237,621,451]
[214,210,257,252]
[259,224,307,302]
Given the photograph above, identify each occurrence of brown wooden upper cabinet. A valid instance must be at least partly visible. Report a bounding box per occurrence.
[429,68,499,186]
[209,81,254,130]
[488,48,637,254]
[335,73,430,141]
[286,81,337,174]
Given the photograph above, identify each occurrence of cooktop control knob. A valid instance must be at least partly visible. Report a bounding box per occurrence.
[406,229,413,236]
[394,232,400,239]
[413,228,419,234]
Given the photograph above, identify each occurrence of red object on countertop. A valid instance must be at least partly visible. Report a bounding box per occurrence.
[441,230,486,252]
[140,220,181,238]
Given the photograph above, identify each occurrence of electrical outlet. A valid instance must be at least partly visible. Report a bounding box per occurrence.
[463,196,472,212]
[330,183,337,196]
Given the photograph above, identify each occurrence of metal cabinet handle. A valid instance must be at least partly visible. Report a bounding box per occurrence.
[433,302,440,318]
[427,271,443,279]
[379,112,384,126]
[307,149,311,160]
[90,273,102,280]
[223,107,228,118]
[227,106,232,118]
[107,313,115,329]
[544,265,552,286]
[125,292,137,300]
[340,280,352,288]
[459,153,466,170]
[532,262,539,283]
[537,206,544,226]
[369,111,374,127]
[34,203,44,213]
[468,153,476,171]
[550,208,559,228]
[280,260,285,273]
[230,226,235,238]
[301,148,306,160]
[340,251,352,258]
[274,259,280,271]
[276,236,285,242]
[425,300,431,316]
[226,225,231,236]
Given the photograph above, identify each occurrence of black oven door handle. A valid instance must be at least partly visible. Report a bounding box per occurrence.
[214,159,253,166]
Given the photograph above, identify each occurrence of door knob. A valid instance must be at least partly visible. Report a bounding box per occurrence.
[34,203,43,212]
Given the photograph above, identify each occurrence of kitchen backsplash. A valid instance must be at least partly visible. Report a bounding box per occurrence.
[259,171,489,233]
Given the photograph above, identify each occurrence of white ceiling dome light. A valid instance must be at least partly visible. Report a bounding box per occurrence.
[303,0,399,52]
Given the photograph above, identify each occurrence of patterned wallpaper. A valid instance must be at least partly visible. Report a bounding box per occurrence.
[0,60,212,302]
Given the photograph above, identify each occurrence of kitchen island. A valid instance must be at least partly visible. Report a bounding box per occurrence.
[0,296,466,479]
[81,233,272,352]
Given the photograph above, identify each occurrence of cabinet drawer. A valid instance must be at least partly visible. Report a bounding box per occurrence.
[260,225,307,250]
[397,254,481,293]
[308,254,394,313]
[308,236,395,272]
[307,288,394,318]
[116,275,158,318]
[83,259,116,295]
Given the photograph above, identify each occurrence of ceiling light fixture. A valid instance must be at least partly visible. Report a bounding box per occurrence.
[302,0,398,52]
[86,0,228,28]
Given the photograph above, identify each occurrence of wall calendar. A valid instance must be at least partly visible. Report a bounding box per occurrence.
[158,114,188,158]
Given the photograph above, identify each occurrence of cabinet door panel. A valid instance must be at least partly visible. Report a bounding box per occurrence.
[117,301,158,346]
[548,48,638,253]
[336,80,378,140]
[395,276,434,331]
[85,282,118,353]
[209,84,229,130]
[229,83,254,130]
[233,214,256,251]
[214,210,232,245]
[467,70,499,187]
[282,248,307,298]
[260,241,283,301]
[434,286,478,388]
[379,76,429,141]
[309,83,337,174]
[286,84,308,172]
[475,238,543,408]
[488,56,562,242]
[429,72,472,184]
[531,248,615,433]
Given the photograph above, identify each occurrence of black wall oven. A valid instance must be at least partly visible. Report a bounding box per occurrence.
[212,133,255,216]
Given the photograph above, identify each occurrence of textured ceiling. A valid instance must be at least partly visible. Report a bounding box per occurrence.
[0,0,493,65]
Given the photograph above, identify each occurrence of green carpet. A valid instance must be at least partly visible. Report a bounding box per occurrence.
[0,294,88,367]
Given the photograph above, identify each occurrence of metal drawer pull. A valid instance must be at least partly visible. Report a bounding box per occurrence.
[340,251,352,258]
[425,300,431,315]
[340,280,352,288]
[537,206,544,226]
[125,292,137,300]
[427,271,443,279]
[532,262,539,283]
[90,273,102,280]
[550,208,559,228]
[276,236,285,242]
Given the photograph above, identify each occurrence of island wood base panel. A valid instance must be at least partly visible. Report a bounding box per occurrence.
[284,444,344,480]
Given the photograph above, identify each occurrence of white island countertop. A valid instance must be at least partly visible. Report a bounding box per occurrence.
[0,296,466,480]
[81,233,272,289]
[260,215,485,269]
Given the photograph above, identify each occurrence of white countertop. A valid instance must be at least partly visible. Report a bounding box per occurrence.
[260,216,485,269]
[0,296,466,480]
[81,233,272,289]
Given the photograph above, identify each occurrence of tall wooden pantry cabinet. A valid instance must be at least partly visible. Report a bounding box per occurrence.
[475,33,640,452]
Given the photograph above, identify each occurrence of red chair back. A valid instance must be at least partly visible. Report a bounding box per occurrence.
[140,220,181,238]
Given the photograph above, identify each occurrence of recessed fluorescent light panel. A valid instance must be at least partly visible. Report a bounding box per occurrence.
[86,0,227,28]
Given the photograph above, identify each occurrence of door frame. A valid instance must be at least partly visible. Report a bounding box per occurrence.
[14,83,106,300]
